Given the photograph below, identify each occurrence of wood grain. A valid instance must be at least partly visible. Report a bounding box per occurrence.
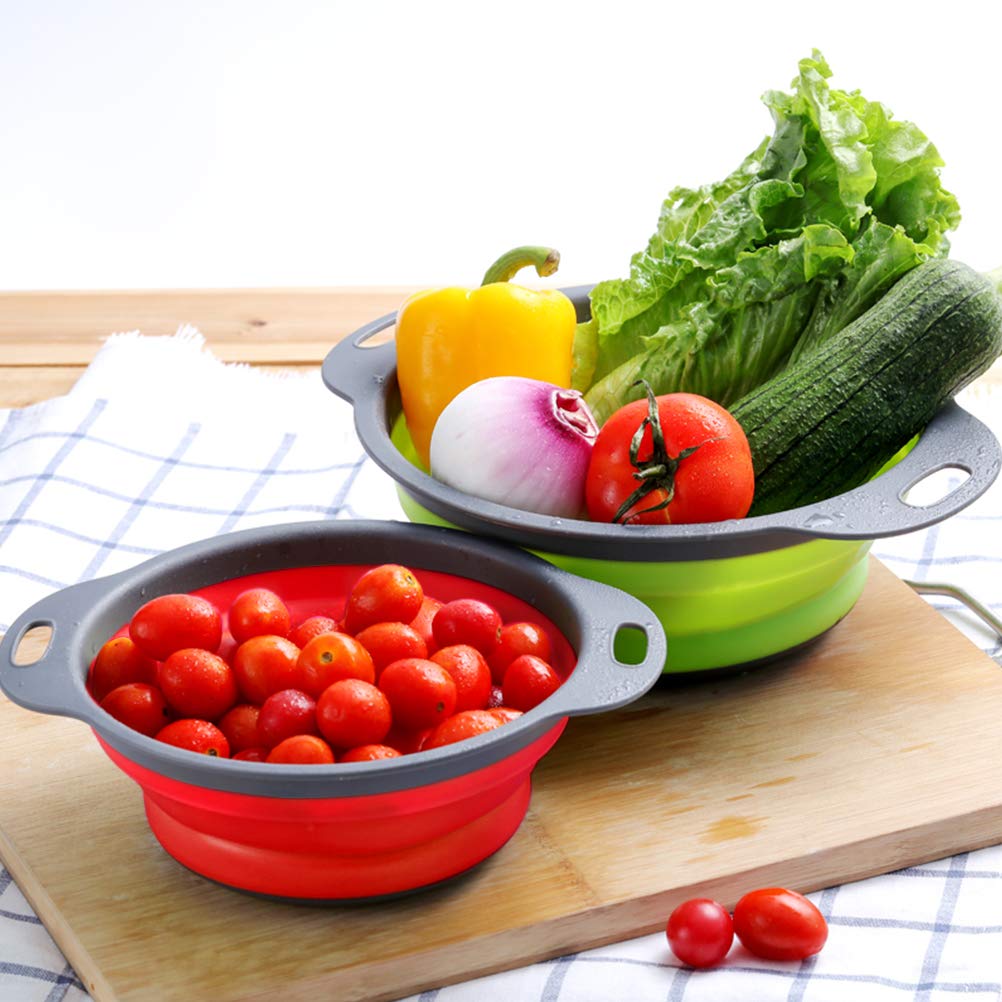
[3,561,1002,1002]
[0,287,414,367]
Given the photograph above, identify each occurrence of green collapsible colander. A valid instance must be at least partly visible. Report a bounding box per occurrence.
[322,286,1001,674]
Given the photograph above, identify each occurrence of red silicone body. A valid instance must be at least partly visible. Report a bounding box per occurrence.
[94,562,576,900]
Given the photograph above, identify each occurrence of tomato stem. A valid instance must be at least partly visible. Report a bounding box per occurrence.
[611,381,709,524]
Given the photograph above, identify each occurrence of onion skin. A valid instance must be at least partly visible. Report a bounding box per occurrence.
[429,377,599,518]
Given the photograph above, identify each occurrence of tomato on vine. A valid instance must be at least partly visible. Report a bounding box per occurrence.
[586,382,754,525]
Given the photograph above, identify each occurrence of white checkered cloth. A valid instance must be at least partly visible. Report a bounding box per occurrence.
[1,332,1001,1002]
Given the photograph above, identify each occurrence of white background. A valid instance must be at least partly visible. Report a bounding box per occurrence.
[1,0,1000,291]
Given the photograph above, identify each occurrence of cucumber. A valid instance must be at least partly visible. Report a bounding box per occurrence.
[730,259,1002,516]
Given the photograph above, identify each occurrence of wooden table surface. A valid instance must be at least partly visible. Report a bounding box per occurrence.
[0,287,417,407]
[2,286,1000,411]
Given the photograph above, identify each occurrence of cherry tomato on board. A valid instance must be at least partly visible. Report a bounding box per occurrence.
[585,384,754,525]
[732,887,828,961]
[666,898,734,968]
[129,593,222,661]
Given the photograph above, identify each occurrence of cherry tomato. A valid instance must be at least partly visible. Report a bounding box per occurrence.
[486,685,505,709]
[432,599,502,655]
[233,747,268,762]
[129,593,222,661]
[297,632,375,696]
[732,887,828,961]
[378,658,457,731]
[488,622,553,685]
[227,588,291,643]
[355,621,428,678]
[289,615,340,649]
[266,734,335,764]
[217,704,261,752]
[424,709,505,749]
[342,564,424,634]
[316,679,392,748]
[158,648,238,720]
[586,389,754,525]
[89,636,159,701]
[383,724,433,755]
[99,682,171,737]
[156,719,230,757]
[666,898,734,968]
[340,744,402,762]
[502,654,562,711]
[409,596,443,654]
[257,689,318,748]
[231,635,301,705]
[431,645,492,711]
[217,632,239,665]
[486,706,522,725]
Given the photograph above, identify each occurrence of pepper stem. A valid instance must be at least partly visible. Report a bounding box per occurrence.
[481,246,561,286]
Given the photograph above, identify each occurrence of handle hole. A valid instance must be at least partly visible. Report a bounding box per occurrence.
[900,466,970,508]
[12,624,53,666]
[354,325,396,348]
[613,624,648,666]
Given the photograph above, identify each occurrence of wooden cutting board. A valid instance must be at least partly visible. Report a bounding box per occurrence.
[2,558,1001,1002]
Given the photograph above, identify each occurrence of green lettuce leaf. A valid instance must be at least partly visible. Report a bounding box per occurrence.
[577,50,961,425]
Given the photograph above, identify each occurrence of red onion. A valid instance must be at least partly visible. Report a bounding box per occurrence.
[429,377,599,518]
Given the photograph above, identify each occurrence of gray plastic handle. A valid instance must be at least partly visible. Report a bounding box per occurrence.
[763,400,1002,540]
[0,575,118,721]
[0,519,668,798]
[321,292,1001,561]
[322,311,398,406]
[530,578,667,725]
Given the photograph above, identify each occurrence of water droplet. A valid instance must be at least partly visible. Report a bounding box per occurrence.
[804,513,834,529]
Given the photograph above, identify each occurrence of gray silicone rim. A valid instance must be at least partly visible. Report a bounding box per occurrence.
[0,520,666,798]
[321,286,1001,561]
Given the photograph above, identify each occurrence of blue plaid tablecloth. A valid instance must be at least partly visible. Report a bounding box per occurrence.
[1,332,1000,1002]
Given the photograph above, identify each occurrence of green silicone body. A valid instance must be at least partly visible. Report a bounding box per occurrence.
[391,415,869,673]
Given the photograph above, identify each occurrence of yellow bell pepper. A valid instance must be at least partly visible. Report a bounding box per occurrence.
[396,245,577,467]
